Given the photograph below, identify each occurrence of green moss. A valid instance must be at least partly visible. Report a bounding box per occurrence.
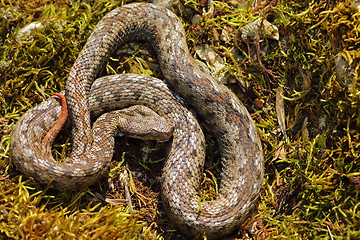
[0,176,160,239]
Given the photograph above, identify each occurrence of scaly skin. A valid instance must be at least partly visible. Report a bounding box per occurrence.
[11,3,264,238]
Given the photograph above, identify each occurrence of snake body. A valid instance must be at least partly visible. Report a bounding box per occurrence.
[10,3,264,238]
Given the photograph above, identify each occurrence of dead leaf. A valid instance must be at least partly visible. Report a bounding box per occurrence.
[276,87,287,139]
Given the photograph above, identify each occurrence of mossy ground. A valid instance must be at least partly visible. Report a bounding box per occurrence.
[1,0,360,239]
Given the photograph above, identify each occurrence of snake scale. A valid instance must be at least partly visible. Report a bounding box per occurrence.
[10,3,264,238]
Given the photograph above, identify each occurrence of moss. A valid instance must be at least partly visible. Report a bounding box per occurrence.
[1,0,360,239]
[0,176,160,239]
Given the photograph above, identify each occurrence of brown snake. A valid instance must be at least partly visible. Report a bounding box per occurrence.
[10,3,264,238]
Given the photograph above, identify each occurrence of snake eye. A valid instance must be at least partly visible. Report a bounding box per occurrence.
[151,130,158,137]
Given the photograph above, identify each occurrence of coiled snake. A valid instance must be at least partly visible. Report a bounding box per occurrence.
[10,3,264,238]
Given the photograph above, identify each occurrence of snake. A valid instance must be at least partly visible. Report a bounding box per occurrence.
[10,2,264,238]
